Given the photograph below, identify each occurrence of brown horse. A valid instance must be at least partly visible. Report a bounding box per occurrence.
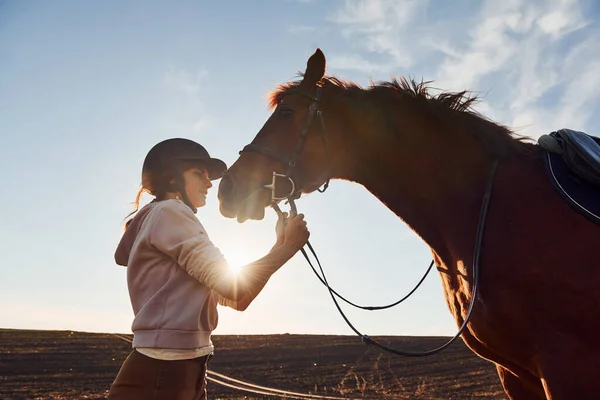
[217,49,600,399]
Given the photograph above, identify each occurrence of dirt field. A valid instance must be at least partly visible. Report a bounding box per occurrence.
[0,329,505,399]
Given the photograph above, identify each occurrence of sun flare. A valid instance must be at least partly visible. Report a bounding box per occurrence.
[226,254,247,276]
[211,223,276,280]
[228,262,245,276]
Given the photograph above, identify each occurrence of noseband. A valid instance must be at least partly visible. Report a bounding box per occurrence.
[238,86,330,213]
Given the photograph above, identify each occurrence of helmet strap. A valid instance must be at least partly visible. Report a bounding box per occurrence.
[173,166,197,214]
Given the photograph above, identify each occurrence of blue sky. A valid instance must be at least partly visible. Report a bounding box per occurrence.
[1,0,599,337]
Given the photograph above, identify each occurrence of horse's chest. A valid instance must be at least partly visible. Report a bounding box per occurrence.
[441,274,540,371]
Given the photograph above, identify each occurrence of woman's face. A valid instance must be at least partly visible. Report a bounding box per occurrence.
[182,167,212,208]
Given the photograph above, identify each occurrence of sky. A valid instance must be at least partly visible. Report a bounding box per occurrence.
[1,0,600,338]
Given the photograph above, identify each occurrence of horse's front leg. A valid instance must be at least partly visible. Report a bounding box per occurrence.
[496,365,545,400]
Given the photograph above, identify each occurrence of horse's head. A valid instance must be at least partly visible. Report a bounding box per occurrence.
[219,49,335,222]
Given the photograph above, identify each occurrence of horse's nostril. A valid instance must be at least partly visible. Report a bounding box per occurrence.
[219,175,234,198]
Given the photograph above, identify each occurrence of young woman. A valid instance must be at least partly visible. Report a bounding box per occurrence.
[109,138,309,400]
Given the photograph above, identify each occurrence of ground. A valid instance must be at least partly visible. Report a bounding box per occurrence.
[0,329,505,399]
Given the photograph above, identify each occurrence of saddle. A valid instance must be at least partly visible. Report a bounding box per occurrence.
[538,129,600,225]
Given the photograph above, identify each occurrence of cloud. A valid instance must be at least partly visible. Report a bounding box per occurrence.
[328,0,425,69]
[536,0,589,38]
[326,0,599,138]
[164,68,207,97]
[159,67,213,136]
[327,54,392,73]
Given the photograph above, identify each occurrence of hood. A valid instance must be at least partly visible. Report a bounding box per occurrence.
[114,202,158,267]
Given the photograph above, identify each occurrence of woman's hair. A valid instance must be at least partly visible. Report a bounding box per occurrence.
[123,186,148,230]
[123,159,206,229]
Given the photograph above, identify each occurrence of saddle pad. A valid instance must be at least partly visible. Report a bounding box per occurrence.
[544,150,600,226]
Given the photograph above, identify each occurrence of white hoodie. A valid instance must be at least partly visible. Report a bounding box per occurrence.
[115,199,229,355]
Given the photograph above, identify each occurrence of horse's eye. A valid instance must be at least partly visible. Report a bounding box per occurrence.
[279,107,293,118]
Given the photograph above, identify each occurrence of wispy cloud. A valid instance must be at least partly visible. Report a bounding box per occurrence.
[327,53,391,73]
[328,0,426,69]
[164,68,207,97]
[327,0,599,138]
[159,67,213,136]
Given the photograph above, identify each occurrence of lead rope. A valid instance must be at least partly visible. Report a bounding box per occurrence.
[276,160,498,357]
[271,201,434,311]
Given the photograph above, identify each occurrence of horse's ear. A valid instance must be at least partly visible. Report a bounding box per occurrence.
[302,48,326,86]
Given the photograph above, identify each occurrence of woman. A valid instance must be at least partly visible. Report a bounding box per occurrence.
[109,138,309,399]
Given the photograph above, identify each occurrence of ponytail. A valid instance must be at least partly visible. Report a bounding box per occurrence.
[124,186,147,230]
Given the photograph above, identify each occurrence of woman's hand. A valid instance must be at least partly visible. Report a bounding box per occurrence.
[282,213,310,251]
[275,212,288,245]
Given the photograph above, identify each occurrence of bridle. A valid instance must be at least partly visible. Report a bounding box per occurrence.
[239,86,331,215]
[238,84,499,357]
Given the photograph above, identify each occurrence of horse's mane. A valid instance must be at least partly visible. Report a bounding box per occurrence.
[269,75,534,157]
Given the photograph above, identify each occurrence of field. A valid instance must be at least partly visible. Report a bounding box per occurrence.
[0,329,505,399]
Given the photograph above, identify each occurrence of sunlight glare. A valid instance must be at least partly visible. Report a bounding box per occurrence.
[226,254,247,276]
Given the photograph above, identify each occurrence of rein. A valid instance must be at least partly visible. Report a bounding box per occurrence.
[239,85,500,357]
[293,161,498,356]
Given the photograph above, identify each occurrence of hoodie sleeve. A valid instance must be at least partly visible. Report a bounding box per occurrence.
[218,294,239,309]
[149,201,231,289]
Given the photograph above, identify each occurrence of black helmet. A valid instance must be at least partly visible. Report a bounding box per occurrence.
[141,138,227,213]
[142,138,227,182]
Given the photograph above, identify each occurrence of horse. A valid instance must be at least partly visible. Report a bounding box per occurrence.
[217,48,600,399]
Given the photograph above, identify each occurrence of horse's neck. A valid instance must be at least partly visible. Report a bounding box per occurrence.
[337,113,493,252]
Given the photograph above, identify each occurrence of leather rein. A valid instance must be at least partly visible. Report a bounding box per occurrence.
[239,85,499,357]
